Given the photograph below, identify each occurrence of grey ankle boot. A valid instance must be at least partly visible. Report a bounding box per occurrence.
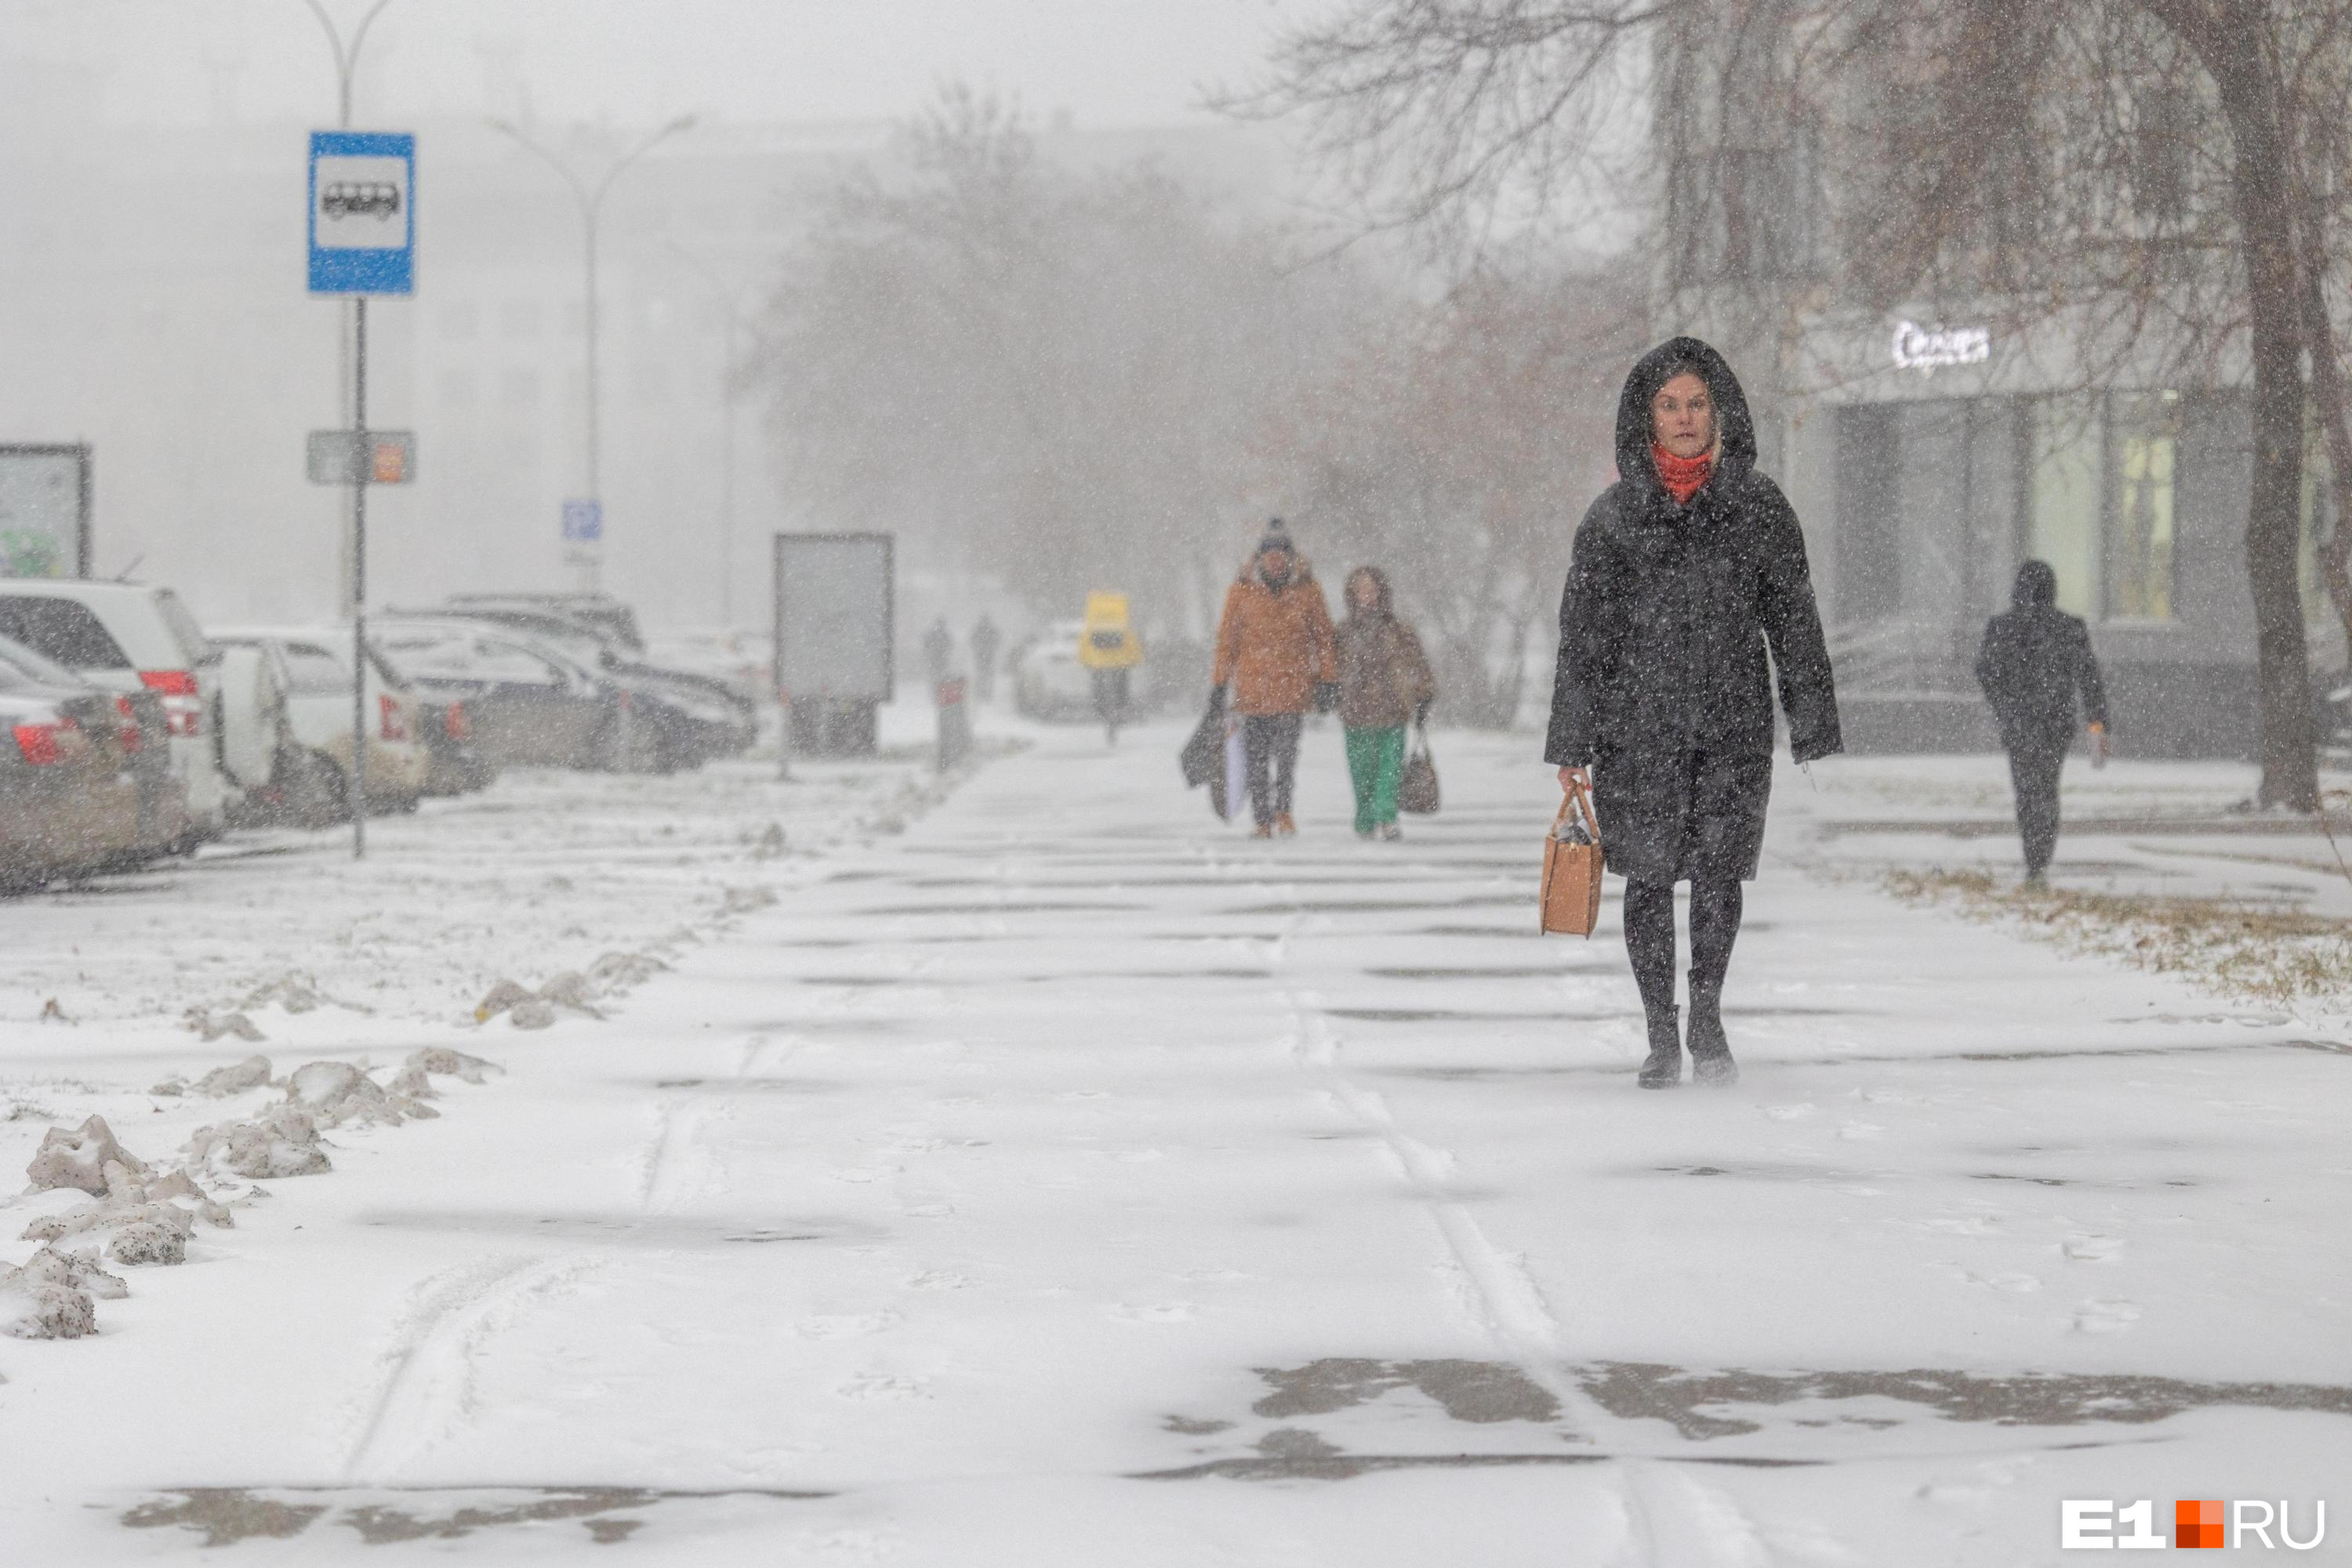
[1686,989,1738,1087]
[1638,1006,1682,1089]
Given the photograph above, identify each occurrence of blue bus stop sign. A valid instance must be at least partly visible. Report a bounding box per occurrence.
[562,499,604,544]
[309,130,415,295]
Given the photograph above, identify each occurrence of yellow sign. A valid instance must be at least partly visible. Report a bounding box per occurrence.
[1078,590,1143,670]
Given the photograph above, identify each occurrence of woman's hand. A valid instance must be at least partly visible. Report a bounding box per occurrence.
[1557,764,1591,792]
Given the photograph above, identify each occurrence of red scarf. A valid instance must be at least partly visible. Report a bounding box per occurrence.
[1652,442,1713,506]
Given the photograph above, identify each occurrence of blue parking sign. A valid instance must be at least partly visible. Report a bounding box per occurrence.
[309,130,415,295]
[562,499,604,543]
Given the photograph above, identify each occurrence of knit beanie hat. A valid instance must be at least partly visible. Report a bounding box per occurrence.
[1258,517,1293,555]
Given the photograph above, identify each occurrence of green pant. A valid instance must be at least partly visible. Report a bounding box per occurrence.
[1345,725,1406,833]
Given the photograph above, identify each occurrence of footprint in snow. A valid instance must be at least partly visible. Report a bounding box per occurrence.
[800,1312,898,1339]
[906,1269,971,1291]
[2063,1233,2126,1264]
[835,1372,929,1400]
[1762,1102,1817,1121]
[1838,1121,1886,1141]
[828,1164,903,1185]
[1109,1301,1195,1325]
[2071,1298,2142,1333]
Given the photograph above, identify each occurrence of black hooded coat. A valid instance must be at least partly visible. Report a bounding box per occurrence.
[1974,561,2110,752]
[1544,338,1842,886]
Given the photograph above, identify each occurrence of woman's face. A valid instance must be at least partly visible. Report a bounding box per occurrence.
[1348,574,1378,611]
[1651,372,1715,459]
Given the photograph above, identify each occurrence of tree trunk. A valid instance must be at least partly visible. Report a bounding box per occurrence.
[2291,188,2352,680]
[2201,8,2319,810]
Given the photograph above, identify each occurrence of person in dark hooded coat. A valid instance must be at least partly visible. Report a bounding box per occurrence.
[1546,337,1842,1089]
[1975,560,2111,884]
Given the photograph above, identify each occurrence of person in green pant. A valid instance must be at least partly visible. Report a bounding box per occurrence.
[1335,565,1436,840]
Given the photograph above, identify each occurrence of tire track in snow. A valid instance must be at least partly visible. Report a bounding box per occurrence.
[637,1032,793,1214]
[1286,989,1768,1568]
[343,1252,595,1483]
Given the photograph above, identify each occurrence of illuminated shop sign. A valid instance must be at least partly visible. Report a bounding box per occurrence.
[1891,319,1991,374]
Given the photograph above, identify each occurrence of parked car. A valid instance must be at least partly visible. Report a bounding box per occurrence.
[0,652,155,884]
[396,604,754,770]
[0,579,232,843]
[443,590,645,652]
[373,617,631,771]
[210,628,430,815]
[1012,619,1095,721]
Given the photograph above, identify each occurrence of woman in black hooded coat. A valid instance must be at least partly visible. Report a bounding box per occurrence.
[1546,337,1842,1087]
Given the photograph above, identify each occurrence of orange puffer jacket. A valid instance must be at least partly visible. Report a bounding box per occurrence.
[1213,562,1338,716]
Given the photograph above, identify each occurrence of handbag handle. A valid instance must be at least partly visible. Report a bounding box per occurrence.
[1553,775,1601,844]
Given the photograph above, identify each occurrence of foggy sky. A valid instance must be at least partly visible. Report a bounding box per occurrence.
[11,0,1325,131]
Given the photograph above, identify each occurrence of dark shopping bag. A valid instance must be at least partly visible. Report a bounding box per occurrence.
[1398,725,1441,815]
[1180,695,1224,789]
[1539,777,1604,937]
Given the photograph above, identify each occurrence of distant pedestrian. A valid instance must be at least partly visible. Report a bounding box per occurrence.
[1975,560,2111,886]
[922,618,954,687]
[1547,337,1842,1089]
[970,615,1002,702]
[1335,566,1434,841]
[1213,519,1338,839]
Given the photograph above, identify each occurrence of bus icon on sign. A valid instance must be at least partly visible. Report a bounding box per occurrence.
[321,182,401,223]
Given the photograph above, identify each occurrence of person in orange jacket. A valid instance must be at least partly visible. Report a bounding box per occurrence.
[1212,519,1338,837]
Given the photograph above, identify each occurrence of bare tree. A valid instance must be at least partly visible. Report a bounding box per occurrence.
[1250,0,2352,808]
[754,87,1353,633]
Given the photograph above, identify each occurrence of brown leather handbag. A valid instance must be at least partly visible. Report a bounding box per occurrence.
[1538,777,1604,937]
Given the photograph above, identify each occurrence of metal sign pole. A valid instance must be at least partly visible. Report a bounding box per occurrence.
[352,296,369,861]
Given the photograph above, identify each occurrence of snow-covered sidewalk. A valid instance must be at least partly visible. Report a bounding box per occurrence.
[3,721,2348,1563]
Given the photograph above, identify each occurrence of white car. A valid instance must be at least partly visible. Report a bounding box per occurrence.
[211,627,430,813]
[0,579,233,842]
[1012,619,1095,720]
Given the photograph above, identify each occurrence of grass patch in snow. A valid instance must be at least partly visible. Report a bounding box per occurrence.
[1885,866,2352,1004]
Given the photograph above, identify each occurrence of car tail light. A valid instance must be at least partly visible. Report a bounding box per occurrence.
[442,701,470,742]
[13,717,79,766]
[379,693,408,742]
[140,670,203,737]
[113,696,143,754]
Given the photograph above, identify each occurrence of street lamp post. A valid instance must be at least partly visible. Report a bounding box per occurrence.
[668,244,760,630]
[488,114,695,591]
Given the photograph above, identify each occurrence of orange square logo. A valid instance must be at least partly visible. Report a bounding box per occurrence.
[2176,1499,2225,1548]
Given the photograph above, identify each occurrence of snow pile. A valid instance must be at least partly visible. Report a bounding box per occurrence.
[8,1044,502,1344]
[187,1105,332,1180]
[284,1062,434,1127]
[25,1116,148,1197]
[0,1246,116,1339]
[183,1010,266,1044]
[473,956,666,1030]
[238,973,332,1015]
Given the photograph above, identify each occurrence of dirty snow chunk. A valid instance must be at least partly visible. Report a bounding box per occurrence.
[107,1221,187,1267]
[285,1062,417,1127]
[721,886,779,914]
[188,1105,331,1181]
[27,1116,148,1196]
[508,999,557,1031]
[536,971,604,1017]
[13,1245,127,1301]
[475,978,533,1022]
[389,1047,499,1098]
[25,1198,198,1247]
[588,950,666,992]
[408,1047,496,1084]
[185,1010,266,1044]
[150,1078,187,1098]
[194,1054,273,1098]
[241,974,327,1014]
[0,1273,95,1339]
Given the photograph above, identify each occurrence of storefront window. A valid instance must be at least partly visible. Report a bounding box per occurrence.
[2107,391,2180,620]
[2028,397,2100,616]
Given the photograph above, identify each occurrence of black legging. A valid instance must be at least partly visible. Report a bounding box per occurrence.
[1624,878,1744,1020]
